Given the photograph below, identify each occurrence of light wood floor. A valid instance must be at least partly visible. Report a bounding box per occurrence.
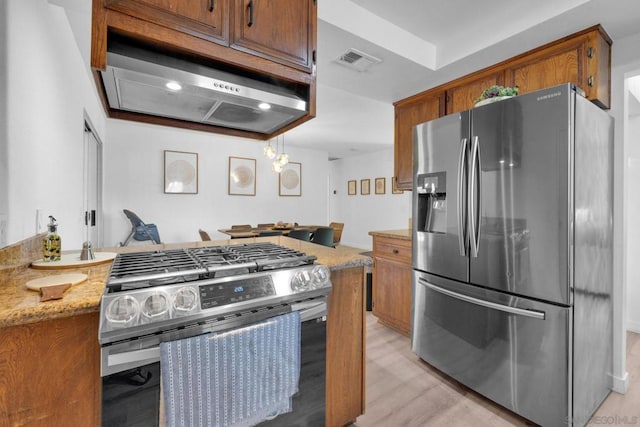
[355,312,640,426]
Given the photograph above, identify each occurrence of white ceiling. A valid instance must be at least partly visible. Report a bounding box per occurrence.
[52,0,640,159]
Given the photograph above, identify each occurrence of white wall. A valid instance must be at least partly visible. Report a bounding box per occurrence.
[103,120,330,247]
[329,148,412,249]
[609,30,640,393]
[0,0,8,247]
[626,113,640,333]
[4,0,105,250]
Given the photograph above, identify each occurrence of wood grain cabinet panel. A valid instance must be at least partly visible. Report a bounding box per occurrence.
[326,267,366,426]
[0,313,101,426]
[394,94,444,190]
[446,72,505,114]
[231,0,316,72]
[393,25,611,192]
[371,236,412,335]
[104,0,230,44]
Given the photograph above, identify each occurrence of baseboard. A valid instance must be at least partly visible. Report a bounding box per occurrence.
[627,321,640,334]
[612,371,629,394]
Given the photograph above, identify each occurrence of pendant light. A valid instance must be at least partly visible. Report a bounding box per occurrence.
[263,139,276,159]
[276,133,289,167]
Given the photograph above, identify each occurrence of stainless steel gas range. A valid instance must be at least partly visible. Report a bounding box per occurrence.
[99,242,332,426]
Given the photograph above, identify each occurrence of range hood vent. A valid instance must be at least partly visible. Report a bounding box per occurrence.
[334,48,382,72]
[99,39,309,135]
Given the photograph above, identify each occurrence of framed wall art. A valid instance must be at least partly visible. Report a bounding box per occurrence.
[392,176,404,194]
[360,178,370,195]
[348,180,357,195]
[164,150,198,194]
[228,156,256,196]
[375,177,386,194]
[279,162,302,196]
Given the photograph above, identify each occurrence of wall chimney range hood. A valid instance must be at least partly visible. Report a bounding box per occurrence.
[99,39,309,136]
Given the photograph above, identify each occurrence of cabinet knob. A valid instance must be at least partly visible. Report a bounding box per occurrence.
[393,249,399,254]
[588,76,594,87]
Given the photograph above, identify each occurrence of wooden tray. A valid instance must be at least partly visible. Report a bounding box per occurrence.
[25,273,88,291]
[31,252,117,270]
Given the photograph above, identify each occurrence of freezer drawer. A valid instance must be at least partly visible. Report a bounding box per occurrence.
[412,271,571,426]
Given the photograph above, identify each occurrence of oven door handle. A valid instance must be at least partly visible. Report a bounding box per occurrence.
[108,347,160,368]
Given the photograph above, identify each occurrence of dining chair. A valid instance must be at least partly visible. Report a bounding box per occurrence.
[258,230,283,236]
[231,224,252,230]
[329,222,344,245]
[311,226,334,247]
[198,229,211,241]
[257,223,275,229]
[121,209,162,246]
[288,228,311,241]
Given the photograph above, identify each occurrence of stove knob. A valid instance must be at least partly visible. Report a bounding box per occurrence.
[311,265,330,288]
[172,286,199,315]
[141,291,170,322]
[105,295,140,328]
[292,270,313,291]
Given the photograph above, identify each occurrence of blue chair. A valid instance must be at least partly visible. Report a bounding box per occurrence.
[121,209,162,246]
[288,228,311,241]
[311,227,334,247]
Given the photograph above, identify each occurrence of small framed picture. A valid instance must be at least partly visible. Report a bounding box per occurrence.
[392,176,404,194]
[361,179,370,195]
[348,180,357,195]
[279,162,302,196]
[228,156,256,196]
[164,150,198,194]
[375,177,386,194]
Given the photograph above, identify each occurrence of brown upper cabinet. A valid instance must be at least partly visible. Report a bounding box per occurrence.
[393,25,611,191]
[394,93,444,189]
[102,0,315,73]
[92,0,317,139]
[231,0,316,72]
[104,0,231,45]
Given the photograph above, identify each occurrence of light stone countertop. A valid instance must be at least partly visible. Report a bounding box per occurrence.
[368,229,412,241]
[0,236,371,328]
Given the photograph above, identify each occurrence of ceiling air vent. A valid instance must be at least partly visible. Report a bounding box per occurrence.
[334,48,382,72]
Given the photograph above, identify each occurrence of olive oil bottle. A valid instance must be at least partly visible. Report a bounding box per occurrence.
[43,216,61,261]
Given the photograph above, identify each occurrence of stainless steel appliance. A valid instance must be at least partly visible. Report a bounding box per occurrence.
[99,36,308,135]
[411,83,613,427]
[99,242,331,426]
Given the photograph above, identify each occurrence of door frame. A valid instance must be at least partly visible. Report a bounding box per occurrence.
[83,112,104,248]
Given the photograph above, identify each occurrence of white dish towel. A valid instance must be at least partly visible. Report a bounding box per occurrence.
[160,311,301,427]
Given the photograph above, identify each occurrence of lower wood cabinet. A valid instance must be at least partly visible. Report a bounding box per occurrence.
[0,312,101,426]
[326,266,366,426]
[371,236,412,335]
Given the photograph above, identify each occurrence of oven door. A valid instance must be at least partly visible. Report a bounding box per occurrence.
[101,300,326,426]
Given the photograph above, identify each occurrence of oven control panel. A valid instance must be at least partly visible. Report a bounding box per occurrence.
[199,276,275,309]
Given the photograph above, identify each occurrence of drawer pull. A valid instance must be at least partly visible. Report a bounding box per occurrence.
[392,249,399,254]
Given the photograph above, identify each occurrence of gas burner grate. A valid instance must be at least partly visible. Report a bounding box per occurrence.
[105,243,316,293]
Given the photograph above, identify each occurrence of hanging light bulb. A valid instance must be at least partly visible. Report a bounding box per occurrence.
[276,133,289,166]
[272,160,283,173]
[263,139,276,159]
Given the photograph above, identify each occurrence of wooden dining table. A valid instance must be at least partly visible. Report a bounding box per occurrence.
[217,225,319,239]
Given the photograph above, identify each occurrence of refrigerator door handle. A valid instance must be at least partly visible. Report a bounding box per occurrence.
[418,278,546,320]
[468,136,481,258]
[457,137,468,256]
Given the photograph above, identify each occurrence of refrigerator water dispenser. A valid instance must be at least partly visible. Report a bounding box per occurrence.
[417,172,447,233]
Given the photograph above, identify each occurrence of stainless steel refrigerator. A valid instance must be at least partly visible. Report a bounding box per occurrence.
[411,83,613,426]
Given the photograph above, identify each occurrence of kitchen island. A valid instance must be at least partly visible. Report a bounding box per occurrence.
[0,235,371,427]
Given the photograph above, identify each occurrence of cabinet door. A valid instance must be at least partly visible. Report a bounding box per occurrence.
[504,40,582,97]
[232,0,316,72]
[105,0,229,44]
[446,72,504,114]
[372,256,412,334]
[394,94,444,191]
